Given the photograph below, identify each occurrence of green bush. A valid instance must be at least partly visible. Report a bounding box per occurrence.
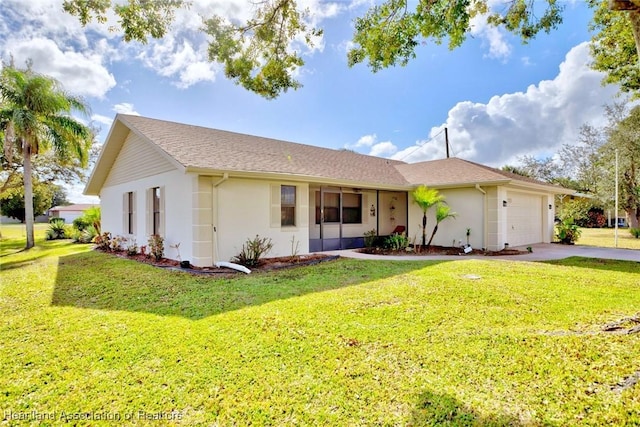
[555,219,582,244]
[630,228,640,238]
[385,233,409,251]
[232,235,273,267]
[45,219,68,240]
[364,229,377,248]
[73,216,90,231]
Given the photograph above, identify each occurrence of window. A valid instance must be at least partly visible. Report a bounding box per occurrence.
[125,191,135,234]
[152,187,161,235]
[123,191,136,235]
[342,193,362,224]
[281,185,296,226]
[315,192,362,224]
[315,192,339,224]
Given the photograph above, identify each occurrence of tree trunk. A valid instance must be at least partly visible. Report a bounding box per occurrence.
[422,212,427,246]
[22,140,35,249]
[426,224,438,248]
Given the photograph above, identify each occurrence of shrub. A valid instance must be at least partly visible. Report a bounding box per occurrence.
[94,232,113,251]
[72,216,90,231]
[126,238,138,256]
[45,219,68,240]
[232,235,274,267]
[148,234,164,261]
[385,233,409,251]
[555,219,581,244]
[630,228,640,239]
[585,208,607,228]
[364,229,377,248]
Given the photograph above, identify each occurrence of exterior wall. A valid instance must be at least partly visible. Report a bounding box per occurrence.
[485,186,508,251]
[407,187,485,248]
[214,178,309,263]
[51,210,84,223]
[100,169,194,262]
[103,131,175,188]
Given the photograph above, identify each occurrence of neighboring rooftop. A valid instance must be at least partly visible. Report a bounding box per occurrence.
[49,204,98,211]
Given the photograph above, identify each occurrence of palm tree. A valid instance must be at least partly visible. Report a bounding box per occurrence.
[411,185,445,247]
[0,64,92,249]
[426,203,457,248]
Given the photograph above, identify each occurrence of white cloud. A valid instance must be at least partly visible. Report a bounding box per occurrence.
[348,134,398,157]
[369,141,398,157]
[113,103,140,116]
[3,38,116,98]
[355,134,377,147]
[392,42,619,167]
[469,14,512,60]
[91,114,113,127]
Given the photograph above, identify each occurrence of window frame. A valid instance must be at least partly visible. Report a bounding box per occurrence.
[281,185,296,227]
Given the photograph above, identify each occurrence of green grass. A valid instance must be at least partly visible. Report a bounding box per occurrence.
[578,227,640,250]
[1,237,640,426]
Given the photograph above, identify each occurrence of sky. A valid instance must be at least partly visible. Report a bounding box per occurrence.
[0,0,622,203]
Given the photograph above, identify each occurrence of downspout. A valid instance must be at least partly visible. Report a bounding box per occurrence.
[475,184,487,250]
[213,173,229,264]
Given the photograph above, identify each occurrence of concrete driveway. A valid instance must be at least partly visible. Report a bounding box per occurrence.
[326,243,639,262]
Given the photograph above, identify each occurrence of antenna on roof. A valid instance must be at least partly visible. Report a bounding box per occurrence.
[445,127,450,158]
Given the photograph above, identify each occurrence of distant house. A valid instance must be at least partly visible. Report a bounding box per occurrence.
[49,204,97,223]
[85,115,571,267]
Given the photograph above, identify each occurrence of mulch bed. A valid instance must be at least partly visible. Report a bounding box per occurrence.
[109,250,339,276]
[358,245,528,256]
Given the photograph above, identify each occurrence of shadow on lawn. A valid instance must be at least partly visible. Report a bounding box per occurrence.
[409,390,529,427]
[52,251,443,320]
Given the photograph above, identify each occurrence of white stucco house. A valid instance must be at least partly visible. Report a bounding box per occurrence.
[85,115,570,266]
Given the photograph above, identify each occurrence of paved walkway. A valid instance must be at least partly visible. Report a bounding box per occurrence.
[325,243,639,263]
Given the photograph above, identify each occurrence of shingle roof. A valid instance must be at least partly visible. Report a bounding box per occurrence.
[395,157,567,192]
[85,114,571,195]
[120,115,409,186]
[50,204,98,211]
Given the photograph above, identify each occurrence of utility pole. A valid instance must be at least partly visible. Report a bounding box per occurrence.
[445,127,450,158]
[615,149,619,248]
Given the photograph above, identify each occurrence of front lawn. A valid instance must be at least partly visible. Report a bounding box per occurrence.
[578,227,640,250]
[1,239,639,425]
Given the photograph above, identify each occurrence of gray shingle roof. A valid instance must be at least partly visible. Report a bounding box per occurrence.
[395,157,567,192]
[86,114,571,195]
[120,115,409,186]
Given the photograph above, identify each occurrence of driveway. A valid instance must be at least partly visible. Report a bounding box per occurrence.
[325,243,639,262]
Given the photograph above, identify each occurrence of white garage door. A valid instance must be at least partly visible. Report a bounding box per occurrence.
[507,192,543,247]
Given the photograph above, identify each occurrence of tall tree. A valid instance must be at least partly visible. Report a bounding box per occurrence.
[603,104,640,227]
[589,0,640,97]
[0,178,55,223]
[411,185,445,247]
[0,64,93,249]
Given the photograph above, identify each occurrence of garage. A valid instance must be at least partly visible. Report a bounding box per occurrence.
[506,191,543,247]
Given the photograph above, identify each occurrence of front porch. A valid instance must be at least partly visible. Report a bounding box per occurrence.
[308,186,408,252]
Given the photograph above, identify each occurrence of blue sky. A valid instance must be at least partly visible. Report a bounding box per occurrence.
[0,1,621,203]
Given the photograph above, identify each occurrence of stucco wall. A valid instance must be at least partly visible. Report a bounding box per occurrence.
[214,178,309,263]
[408,187,485,248]
[100,169,193,262]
